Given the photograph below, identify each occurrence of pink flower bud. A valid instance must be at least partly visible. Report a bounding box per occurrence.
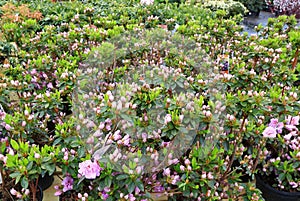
[184,159,190,165]
[25,189,30,195]
[22,121,26,127]
[34,153,40,159]
[10,188,18,195]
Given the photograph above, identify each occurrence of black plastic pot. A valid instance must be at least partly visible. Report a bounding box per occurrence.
[38,174,54,191]
[256,175,300,201]
[37,185,44,201]
[0,185,43,201]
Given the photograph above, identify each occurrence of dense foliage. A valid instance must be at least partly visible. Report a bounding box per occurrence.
[0,0,299,201]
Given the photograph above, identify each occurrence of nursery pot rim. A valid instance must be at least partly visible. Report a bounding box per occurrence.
[256,174,300,197]
[37,185,44,201]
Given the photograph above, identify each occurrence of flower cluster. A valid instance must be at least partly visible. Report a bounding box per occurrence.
[266,0,300,17]
[0,0,300,200]
[260,115,300,191]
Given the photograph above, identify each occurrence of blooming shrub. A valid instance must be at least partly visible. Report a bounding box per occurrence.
[0,0,300,200]
[259,115,300,192]
[266,0,300,17]
[201,0,248,17]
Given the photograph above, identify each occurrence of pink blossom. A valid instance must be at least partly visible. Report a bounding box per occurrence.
[24,189,30,195]
[4,124,11,131]
[34,153,40,159]
[99,122,105,130]
[122,134,130,146]
[184,159,191,165]
[47,82,53,89]
[10,188,18,195]
[269,118,284,133]
[54,190,62,196]
[164,114,172,124]
[286,115,299,126]
[113,130,122,141]
[262,127,277,138]
[171,175,180,185]
[284,133,293,141]
[78,193,83,198]
[285,124,298,131]
[163,168,171,177]
[0,154,7,164]
[62,176,74,192]
[78,160,101,179]
[141,132,147,142]
[140,0,154,6]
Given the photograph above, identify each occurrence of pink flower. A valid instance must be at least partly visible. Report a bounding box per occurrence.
[163,168,170,177]
[24,189,30,195]
[54,190,62,196]
[121,134,130,146]
[141,133,147,142]
[284,133,293,141]
[78,160,101,179]
[286,115,299,126]
[164,114,172,124]
[285,124,298,131]
[34,153,40,159]
[62,176,74,192]
[10,188,18,195]
[171,175,180,185]
[269,118,284,133]
[113,130,122,141]
[140,0,154,5]
[262,126,277,138]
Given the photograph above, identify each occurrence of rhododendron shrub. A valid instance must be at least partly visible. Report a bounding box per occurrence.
[259,115,300,192]
[266,0,300,17]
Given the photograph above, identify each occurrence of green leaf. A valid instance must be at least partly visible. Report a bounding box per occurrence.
[78,146,85,158]
[28,170,38,175]
[135,179,144,191]
[116,174,129,180]
[192,157,197,169]
[53,138,61,146]
[10,172,21,179]
[70,140,80,148]
[104,176,112,187]
[26,161,33,170]
[278,173,285,181]
[106,197,113,201]
[10,139,19,150]
[21,177,29,189]
[286,173,292,182]
[42,157,51,163]
[128,181,135,194]
[42,164,56,175]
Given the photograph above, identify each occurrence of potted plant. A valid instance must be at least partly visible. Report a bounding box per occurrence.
[0,138,59,201]
[50,25,240,201]
[266,0,300,18]
[256,115,300,200]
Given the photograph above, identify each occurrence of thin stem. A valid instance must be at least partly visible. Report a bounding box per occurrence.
[252,145,261,174]
[223,113,247,178]
[292,48,299,71]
